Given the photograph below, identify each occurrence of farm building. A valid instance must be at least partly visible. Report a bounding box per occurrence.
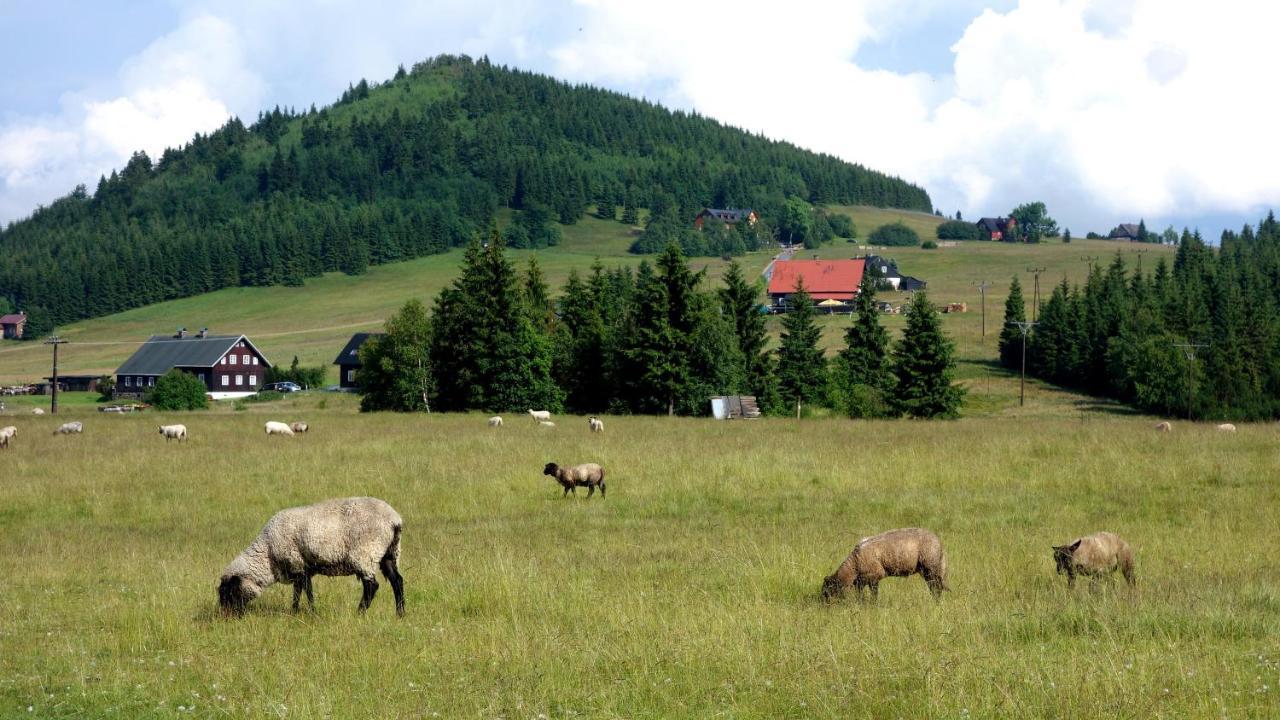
[36,375,101,394]
[767,259,865,310]
[694,208,758,229]
[899,276,928,292]
[977,217,1017,241]
[1110,223,1143,241]
[114,328,271,399]
[863,255,904,290]
[334,332,383,389]
[1,312,26,339]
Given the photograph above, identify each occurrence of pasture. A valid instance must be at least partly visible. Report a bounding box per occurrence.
[1,394,1277,717]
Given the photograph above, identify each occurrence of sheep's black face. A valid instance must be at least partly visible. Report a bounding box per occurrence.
[820,574,845,602]
[543,462,558,477]
[1052,545,1074,575]
[218,575,250,616]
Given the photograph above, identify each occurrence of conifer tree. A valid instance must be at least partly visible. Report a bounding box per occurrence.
[835,273,892,417]
[620,262,681,414]
[891,292,964,418]
[776,281,827,417]
[998,276,1027,370]
[718,261,781,413]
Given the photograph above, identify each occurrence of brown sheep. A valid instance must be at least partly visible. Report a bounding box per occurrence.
[1052,531,1135,589]
[822,528,948,603]
[542,462,606,498]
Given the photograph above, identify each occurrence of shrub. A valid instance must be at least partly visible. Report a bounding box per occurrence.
[243,390,284,404]
[96,375,116,402]
[145,369,209,411]
[827,214,856,239]
[869,222,921,247]
[922,240,939,250]
[936,220,981,241]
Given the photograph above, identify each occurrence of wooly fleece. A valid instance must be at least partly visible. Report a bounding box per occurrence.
[264,421,294,436]
[218,497,404,616]
[543,462,606,498]
[822,528,948,602]
[1052,531,1135,588]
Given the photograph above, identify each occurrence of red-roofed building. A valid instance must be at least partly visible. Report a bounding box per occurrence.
[766,259,865,308]
[0,312,26,340]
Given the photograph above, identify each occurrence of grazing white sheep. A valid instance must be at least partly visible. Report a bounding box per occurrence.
[1154,421,1172,432]
[30,408,44,415]
[528,409,551,423]
[1052,531,1135,589]
[588,417,604,433]
[54,421,83,435]
[0,425,15,449]
[218,497,405,617]
[543,462,606,498]
[289,422,309,434]
[157,424,187,442]
[488,416,503,428]
[264,421,295,437]
[538,420,556,428]
[1216,423,1237,432]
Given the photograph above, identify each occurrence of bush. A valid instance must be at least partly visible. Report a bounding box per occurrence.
[869,222,921,247]
[243,390,284,404]
[922,240,938,250]
[936,220,981,241]
[96,375,116,402]
[827,214,856,239]
[145,369,209,411]
[265,356,327,389]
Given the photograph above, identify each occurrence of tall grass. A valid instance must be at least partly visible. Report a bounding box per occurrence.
[1,397,1276,717]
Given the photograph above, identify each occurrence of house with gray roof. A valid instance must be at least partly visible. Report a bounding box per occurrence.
[333,332,384,389]
[1110,223,1143,241]
[114,328,271,399]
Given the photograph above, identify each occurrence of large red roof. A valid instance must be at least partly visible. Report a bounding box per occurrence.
[0,314,26,325]
[767,259,865,300]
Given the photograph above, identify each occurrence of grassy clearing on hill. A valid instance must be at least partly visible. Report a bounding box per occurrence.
[0,396,1276,717]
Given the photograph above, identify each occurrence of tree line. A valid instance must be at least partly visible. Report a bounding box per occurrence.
[999,214,1280,420]
[0,54,930,335]
[359,235,963,419]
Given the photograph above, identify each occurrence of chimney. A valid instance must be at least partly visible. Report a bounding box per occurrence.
[198,328,208,339]
[176,327,187,339]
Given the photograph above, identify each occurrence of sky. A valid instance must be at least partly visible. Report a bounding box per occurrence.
[2,0,1278,239]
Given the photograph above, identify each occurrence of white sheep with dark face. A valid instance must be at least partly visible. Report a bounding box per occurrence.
[218,497,405,617]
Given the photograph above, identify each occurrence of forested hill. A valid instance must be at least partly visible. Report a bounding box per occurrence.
[0,55,931,334]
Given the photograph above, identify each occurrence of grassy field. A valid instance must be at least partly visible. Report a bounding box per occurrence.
[0,395,1276,717]
[0,206,1170,412]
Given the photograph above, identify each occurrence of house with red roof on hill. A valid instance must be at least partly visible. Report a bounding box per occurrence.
[766,259,865,312]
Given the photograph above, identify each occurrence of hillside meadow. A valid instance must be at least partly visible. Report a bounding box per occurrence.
[1,394,1277,717]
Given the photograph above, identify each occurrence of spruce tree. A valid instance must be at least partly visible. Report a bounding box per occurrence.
[358,299,434,412]
[998,276,1027,370]
[620,262,681,414]
[719,261,781,413]
[776,281,827,417]
[835,273,892,417]
[891,292,964,418]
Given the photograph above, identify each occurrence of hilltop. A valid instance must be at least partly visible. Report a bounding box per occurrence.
[0,54,930,332]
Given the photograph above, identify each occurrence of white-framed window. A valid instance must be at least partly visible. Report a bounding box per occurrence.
[235,375,243,386]
[347,369,355,382]
[220,357,226,365]
[221,375,229,387]
[242,354,249,365]
[124,376,132,387]
[252,357,258,366]
[249,375,257,386]
[148,377,154,387]
[229,354,237,365]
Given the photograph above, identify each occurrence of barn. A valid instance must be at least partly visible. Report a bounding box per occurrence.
[1,312,26,340]
[114,328,271,399]
[766,259,865,310]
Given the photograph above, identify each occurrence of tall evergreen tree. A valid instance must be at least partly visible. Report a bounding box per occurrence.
[835,273,893,417]
[620,262,681,414]
[776,281,827,417]
[891,292,964,418]
[358,299,434,412]
[718,261,781,414]
[998,276,1027,370]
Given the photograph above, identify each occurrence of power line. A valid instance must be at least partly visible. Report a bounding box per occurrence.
[44,336,68,415]
[1008,321,1038,407]
[973,280,994,344]
[1172,341,1209,421]
[1080,255,1100,276]
[1026,267,1047,322]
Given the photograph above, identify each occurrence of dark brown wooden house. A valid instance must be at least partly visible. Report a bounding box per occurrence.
[1,312,26,340]
[114,328,271,398]
[333,332,383,389]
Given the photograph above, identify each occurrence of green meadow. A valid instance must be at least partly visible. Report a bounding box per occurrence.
[0,394,1276,717]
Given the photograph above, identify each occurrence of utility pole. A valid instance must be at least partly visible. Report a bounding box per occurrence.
[1026,267,1046,322]
[1132,248,1148,274]
[44,335,67,415]
[1172,342,1208,421]
[1009,321,1038,406]
[973,280,993,344]
[1080,255,1100,276]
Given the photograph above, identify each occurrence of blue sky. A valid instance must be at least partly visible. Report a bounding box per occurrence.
[2,0,1277,240]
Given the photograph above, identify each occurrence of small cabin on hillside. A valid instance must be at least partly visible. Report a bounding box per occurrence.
[334,332,384,389]
[1,312,26,340]
[977,217,1017,241]
[694,208,758,229]
[114,328,271,399]
[1110,223,1143,241]
[766,259,865,310]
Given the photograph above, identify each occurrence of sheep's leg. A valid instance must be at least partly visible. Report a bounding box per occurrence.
[923,570,944,601]
[562,486,570,497]
[1066,570,1076,589]
[357,574,379,614]
[303,573,315,609]
[600,482,606,499]
[853,578,866,603]
[291,581,304,612]
[869,582,879,604]
[587,484,596,498]
[380,556,405,618]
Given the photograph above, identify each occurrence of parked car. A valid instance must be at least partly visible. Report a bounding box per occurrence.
[261,381,302,393]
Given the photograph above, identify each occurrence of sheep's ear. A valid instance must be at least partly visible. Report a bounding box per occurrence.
[1069,540,1082,552]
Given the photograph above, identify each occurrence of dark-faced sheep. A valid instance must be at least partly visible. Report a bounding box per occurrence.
[218,496,405,617]
[822,528,948,603]
[289,422,309,434]
[543,462,606,498]
[1052,531,1135,589]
